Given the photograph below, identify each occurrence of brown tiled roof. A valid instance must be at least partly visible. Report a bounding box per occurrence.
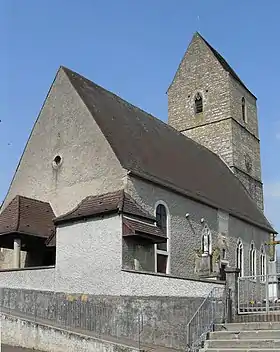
[123,217,166,243]
[54,190,155,225]
[0,195,56,240]
[196,33,256,99]
[62,67,275,234]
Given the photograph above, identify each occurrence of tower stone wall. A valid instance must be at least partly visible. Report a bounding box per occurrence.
[168,32,264,211]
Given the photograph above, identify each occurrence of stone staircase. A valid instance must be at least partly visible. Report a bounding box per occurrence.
[201,321,280,351]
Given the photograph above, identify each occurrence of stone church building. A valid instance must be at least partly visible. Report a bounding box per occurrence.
[0,32,276,288]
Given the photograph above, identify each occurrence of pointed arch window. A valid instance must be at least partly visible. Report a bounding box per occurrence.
[260,245,266,282]
[241,97,247,123]
[249,241,256,279]
[201,224,212,255]
[195,92,203,114]
[236,239,244,277]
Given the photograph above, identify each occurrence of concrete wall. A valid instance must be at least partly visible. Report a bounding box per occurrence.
[125,175,270,279]
[54,214,223,296]
[1,288,213,350]
[1,313,139,352]
[0,267,55,291]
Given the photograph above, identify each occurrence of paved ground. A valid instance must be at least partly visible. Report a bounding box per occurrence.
[1,346,41,352]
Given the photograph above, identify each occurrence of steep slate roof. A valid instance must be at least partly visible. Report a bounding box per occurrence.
[0,195,55,240]
[54,190,155,225]
[196,32,256,99]
[62,66,275,233]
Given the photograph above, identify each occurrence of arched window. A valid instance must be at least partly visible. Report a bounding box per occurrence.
[195,92,203,114]
[260,245,266,282]
[156,204,167,234]
[201,224,212,255]
[241,97,247,123]
[155,202,169,274]
[249,241,256,279]
[236,239,244,277]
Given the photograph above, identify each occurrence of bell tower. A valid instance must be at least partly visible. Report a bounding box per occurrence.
[168,32,264,211]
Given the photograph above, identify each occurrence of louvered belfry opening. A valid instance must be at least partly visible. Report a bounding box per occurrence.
[195,92,203,114]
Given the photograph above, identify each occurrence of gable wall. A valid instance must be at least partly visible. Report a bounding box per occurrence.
[1,68,126,216]
[0,68,126,269]
[125,175,270,279]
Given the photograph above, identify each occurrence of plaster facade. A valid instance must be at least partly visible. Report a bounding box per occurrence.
[54,214,223,296]
[1,68,126,216]
[168,33,264,210]
[0,267,54,291]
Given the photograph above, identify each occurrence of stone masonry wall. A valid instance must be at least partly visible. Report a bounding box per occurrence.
[229,77,263,209]
[183,119,233,167]
[229,76,259,138]
[167,33,264,211]
[233,168,264,211]
[168,33,231,133]
[126,175,270,279]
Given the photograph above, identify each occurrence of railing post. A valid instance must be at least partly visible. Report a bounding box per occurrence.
[265,273,270,314]
[225,267,240,322]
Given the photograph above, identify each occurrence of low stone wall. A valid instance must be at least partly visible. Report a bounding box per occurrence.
[0,287,226,349]
[1,313,139,352]
[0,266,55,291]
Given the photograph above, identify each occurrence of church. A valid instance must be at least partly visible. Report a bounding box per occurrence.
[0,32,276,289]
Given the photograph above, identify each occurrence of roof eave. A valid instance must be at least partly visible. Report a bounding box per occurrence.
[54,208,119,226]
[128,170,276,234]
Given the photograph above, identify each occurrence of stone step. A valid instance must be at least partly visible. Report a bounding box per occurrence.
[205,339,280,349]
[215,322,280,331]
[210,329,280,340]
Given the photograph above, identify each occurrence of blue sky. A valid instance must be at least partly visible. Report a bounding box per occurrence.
[1,1,279,240]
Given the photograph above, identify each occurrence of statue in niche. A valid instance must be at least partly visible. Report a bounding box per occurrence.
[201,224,211,256]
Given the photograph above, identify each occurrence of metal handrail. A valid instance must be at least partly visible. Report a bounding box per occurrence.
[186,286,226,351]
[187,289,213,329]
